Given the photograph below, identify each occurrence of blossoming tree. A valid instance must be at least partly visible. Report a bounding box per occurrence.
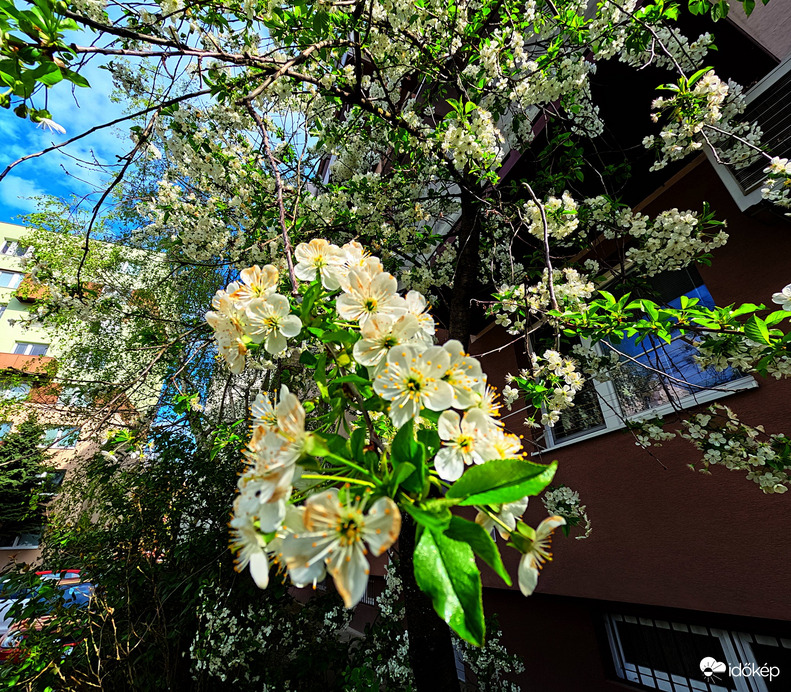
[3,0,791,688]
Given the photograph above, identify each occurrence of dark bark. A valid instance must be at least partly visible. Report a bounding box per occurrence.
[397,514,460,692]
[448,189,481,348]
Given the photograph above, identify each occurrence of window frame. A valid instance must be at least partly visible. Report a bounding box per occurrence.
[0,527,42,550]
[603,611,788,692]
[536,269,758,451]
[705,53,791,212]
[0,270,24,289]
[0,240,30,257]
[12,342,49,356]
[539,340,758,452]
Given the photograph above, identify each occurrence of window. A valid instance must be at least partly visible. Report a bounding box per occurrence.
[0,305,5,319]
[119,260,141,276]
[39,469,66,498]
[0,422,11,438]
[0,240,30,257]
[13,342,49,356]
[0,528,42,549]
[604,611,791,692]
[707,56,791,211]
[0,271,24,289]
[40,427,79,449]
[543,268,756,449]
[57,385,90,407]
[0,383,31,401]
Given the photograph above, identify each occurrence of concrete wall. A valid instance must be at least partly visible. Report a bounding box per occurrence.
[729,2,791,61]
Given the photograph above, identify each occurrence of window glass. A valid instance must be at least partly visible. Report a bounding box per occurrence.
[57,386,89,407]
[0,271,24,289]
[0,383,31,401]
[0,528,42,548]
[13,342,49,356]
[552,377,606,442]
[0,422,11,438]
[549,269,747,447]
[41,427,79,449]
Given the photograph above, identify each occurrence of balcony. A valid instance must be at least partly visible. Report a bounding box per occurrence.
[14,274,49,304]
[0,352,56,375]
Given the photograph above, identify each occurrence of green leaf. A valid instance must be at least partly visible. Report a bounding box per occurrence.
[744,315,771,345]
[391,419,426,492]
[446,459,557,506]
[350,427,366,462]
[403,501,452,531]
[26,62,61,86]
[413,527,485,646]
[60,66,89,88]
[445,516,512,586]
[319,329,358,347]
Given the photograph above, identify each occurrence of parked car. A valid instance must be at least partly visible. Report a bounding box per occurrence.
[0,616,78,664]
[0,571,92,637]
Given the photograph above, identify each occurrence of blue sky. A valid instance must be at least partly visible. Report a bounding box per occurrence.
[0,46,127,226]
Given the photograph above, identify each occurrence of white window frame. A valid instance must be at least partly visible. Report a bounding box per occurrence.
[13,341,49,356]
[705,53,791,211]
[604,612,785,692]
[537,339,757,452]
[0,271,24,289]
[0,528,42,550]
[0,240,31,257]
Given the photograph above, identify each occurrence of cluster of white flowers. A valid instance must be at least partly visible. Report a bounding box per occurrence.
[542,485,592,540]
[205,264,299,373]
[440,107,505,173]
[208,238,538,604]
[524,191,579,241]
[571,343,624,383]
[680,406,791,494]
[644,71,762,174]
[694,333,791,380]
[626,207,728,275]
[761,157,791,210]
[189,579,352,686]
[630,418,677,448]
[588,196,729,276]
[71,0,107,22]
[621,25,714,72]
[506,349,585,428]
[453,623,525,692]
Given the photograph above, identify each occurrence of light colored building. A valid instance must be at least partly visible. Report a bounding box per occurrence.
[0,221,162,568]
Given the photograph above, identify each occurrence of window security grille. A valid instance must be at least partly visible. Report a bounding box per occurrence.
[605,612,791,692]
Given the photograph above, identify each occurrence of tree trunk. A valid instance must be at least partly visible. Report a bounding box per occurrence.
[448,189,480,348]
[397,514,460,692]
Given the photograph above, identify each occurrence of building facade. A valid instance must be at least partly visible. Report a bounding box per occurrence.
[0,221,158,570]
[459,12,791,692]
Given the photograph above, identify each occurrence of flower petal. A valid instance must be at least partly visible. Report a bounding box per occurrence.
[363,497,401,556]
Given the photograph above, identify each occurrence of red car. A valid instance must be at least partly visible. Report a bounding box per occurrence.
[0,616,78,664]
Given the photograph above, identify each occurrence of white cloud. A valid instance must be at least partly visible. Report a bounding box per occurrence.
[0,174,49,214]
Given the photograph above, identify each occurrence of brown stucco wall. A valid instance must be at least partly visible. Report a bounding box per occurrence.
[471,158,791,623]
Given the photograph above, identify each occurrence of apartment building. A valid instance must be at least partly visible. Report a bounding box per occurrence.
[0,221,161,569]
[460,7,791,691]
